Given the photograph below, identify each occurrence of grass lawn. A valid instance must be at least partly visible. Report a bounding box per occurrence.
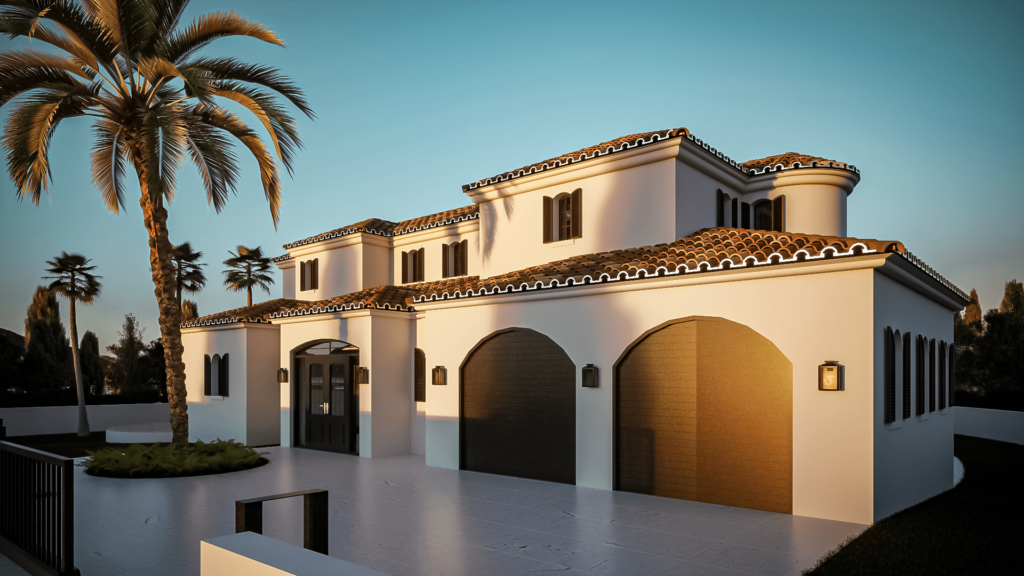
[806,435,1024,575]
[3,431,121,459]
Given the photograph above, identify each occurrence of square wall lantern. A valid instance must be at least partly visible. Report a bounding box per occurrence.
[432,366,447,386]
[277,368,289,383]
[355,366,370,385]
[818,361,844,391]
[582,364,599,388]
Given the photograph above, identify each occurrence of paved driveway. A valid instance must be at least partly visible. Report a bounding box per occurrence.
[70,448,866,575]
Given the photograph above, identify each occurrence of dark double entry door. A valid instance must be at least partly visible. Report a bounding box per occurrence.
[298,353,358,454]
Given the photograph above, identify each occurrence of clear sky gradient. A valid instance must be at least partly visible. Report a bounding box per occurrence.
[1,0,1021,350]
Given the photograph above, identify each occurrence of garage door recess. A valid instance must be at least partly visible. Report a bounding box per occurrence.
[615,317,792,513]
[461,328,576,484]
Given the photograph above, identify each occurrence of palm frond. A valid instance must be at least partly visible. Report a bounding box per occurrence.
[0,0,118,61]
[0,48,96,82]
[183,116,239,212]
[212,80,302,175]
[44,250,102,304]
[162,10,283,63]
[138,55,214,104]
[179,56,313,119]
[0,65,86,109]
[139,103,187,203]
[89,117,127,213]
[191,104,281,226]
[3,83,99,204]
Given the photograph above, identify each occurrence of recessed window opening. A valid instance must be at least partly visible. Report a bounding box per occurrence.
[753,200,772,231]
[211,354,220,396]
[402,248,425,283]
[300,259,319,291]
[543,189,582,243]
[558,195,572,240]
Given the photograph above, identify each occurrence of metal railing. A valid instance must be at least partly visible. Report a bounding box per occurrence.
[0,441,79,576]
[235,489,328,555]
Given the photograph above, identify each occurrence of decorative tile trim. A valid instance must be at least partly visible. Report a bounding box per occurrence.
[268,301,411,319]
[281,212,479,250]
[896,251,968,301]
[413,243,878,304]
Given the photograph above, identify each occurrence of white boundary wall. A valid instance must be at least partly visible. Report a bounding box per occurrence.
[201,532,386,576]
[954,407,1024,445]
[0,403,169,437]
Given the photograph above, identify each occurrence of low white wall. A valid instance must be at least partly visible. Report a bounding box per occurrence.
[201,532,386,576]
[0,403,169,437]
[955,407,1024,445]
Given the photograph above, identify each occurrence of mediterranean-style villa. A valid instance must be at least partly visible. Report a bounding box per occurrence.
[181,127,968,526]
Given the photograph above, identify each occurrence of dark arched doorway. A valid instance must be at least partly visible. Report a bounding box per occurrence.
[460,328,576,484]
[294,340,359,454]
[614,316,792,513]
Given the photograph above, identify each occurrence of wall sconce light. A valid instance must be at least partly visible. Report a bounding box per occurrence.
[277,368,289,383]
[432,366,447,385]
[818,361,844,391]
[582,364,599,388]
[355,366,370,385]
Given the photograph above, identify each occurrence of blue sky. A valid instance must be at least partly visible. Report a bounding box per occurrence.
[1,0,1021,350]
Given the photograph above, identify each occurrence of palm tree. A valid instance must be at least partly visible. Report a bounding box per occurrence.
[1,0,313,445]
[223,245,274,307]
[181,299,198,322]
[172,242,206,311]
[44,252,102,437]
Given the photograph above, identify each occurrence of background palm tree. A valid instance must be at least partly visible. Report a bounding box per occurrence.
[172,241,206,311]
[181,299,199,322]
[223,245,274,307]
[44,251,102,436]
[1,0,313,445]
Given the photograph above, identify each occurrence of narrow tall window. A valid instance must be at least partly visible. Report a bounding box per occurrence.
[402,249,425,283]
[916,335,926,415]
[716,189,724,227]
[903,332,912,419]
[929,339,936,412]
[939,341,947,410]
[204,354,212,396]
[731,198,738,228]
[949,347,957,407]
[753,200,772,231]
[451,241,461,275]
[211,354,221,396]
[772,195,786,232]
[884,327,895,424]
[741,202,751,229]
[300,259,319,291]
[220,353,229,397]
[558,195,572,241]
[414,348,426,403]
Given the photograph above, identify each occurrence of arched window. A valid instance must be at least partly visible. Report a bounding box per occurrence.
[903,332,912,419]
[916,335,926,415]
[929,339,936,412]
[401,248,425,283]
[310,363,324,415]
[300,259,319,292]
[414,348,426,403]
[329,363,346,416]
[211,354,221,396]
[939,342,947,410]
[753,200,772,231]
[543,189,582,243]
[884,327,895,424]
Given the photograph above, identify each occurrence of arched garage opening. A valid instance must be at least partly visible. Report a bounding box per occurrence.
[460,328,576,484]
[614,316,792,513]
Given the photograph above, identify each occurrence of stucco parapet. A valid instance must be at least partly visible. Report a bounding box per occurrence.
[877,254,970,310]
[181,322,279,335]
[745,168,861,195]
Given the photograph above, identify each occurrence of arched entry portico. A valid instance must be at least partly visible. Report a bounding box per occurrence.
[614,316,793,513]
[293,339,360,454]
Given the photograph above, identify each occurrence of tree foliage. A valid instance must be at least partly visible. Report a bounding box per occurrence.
[172,242,206,309]
[955,280,1024,407]
[223,245,274,306]
[22,285,71,392]
[105,313,147,396]
[181,299,199,322]
[80,330,104,395]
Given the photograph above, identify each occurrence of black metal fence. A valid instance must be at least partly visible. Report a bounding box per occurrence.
[0,441,79,576]
[236,489,328,555]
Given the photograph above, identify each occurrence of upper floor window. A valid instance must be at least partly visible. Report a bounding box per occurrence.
[402,248,425,284]
[543,189,582,243]
[753,200,773,231]
[300,258,319,292]
[442,240,469,278]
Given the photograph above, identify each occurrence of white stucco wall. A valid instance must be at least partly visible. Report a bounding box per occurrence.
[675,160,741,238]
[246,326,282,446]
[183,326,249,443]
[277,259,296,300]
[392,221,480,285]
[872,271,956,521]
[417,256,891,524]
[476,158,679,278]
[745,169,856,237]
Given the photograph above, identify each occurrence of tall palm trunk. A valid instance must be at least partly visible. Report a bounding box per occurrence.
[68,298,90,437]
[247,286,252,307]
[134,161,189,446]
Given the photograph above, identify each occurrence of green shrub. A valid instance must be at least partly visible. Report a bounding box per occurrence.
[81,440,269,478]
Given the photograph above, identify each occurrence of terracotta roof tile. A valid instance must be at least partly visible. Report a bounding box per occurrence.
[461,129,860,191]
[414,228,907,302]
[740,152,853,173]
[282,206,479,250]
[182,298,304,328]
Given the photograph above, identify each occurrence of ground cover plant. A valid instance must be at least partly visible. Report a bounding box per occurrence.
[81,439,268,478]
[804,435,1024,575]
